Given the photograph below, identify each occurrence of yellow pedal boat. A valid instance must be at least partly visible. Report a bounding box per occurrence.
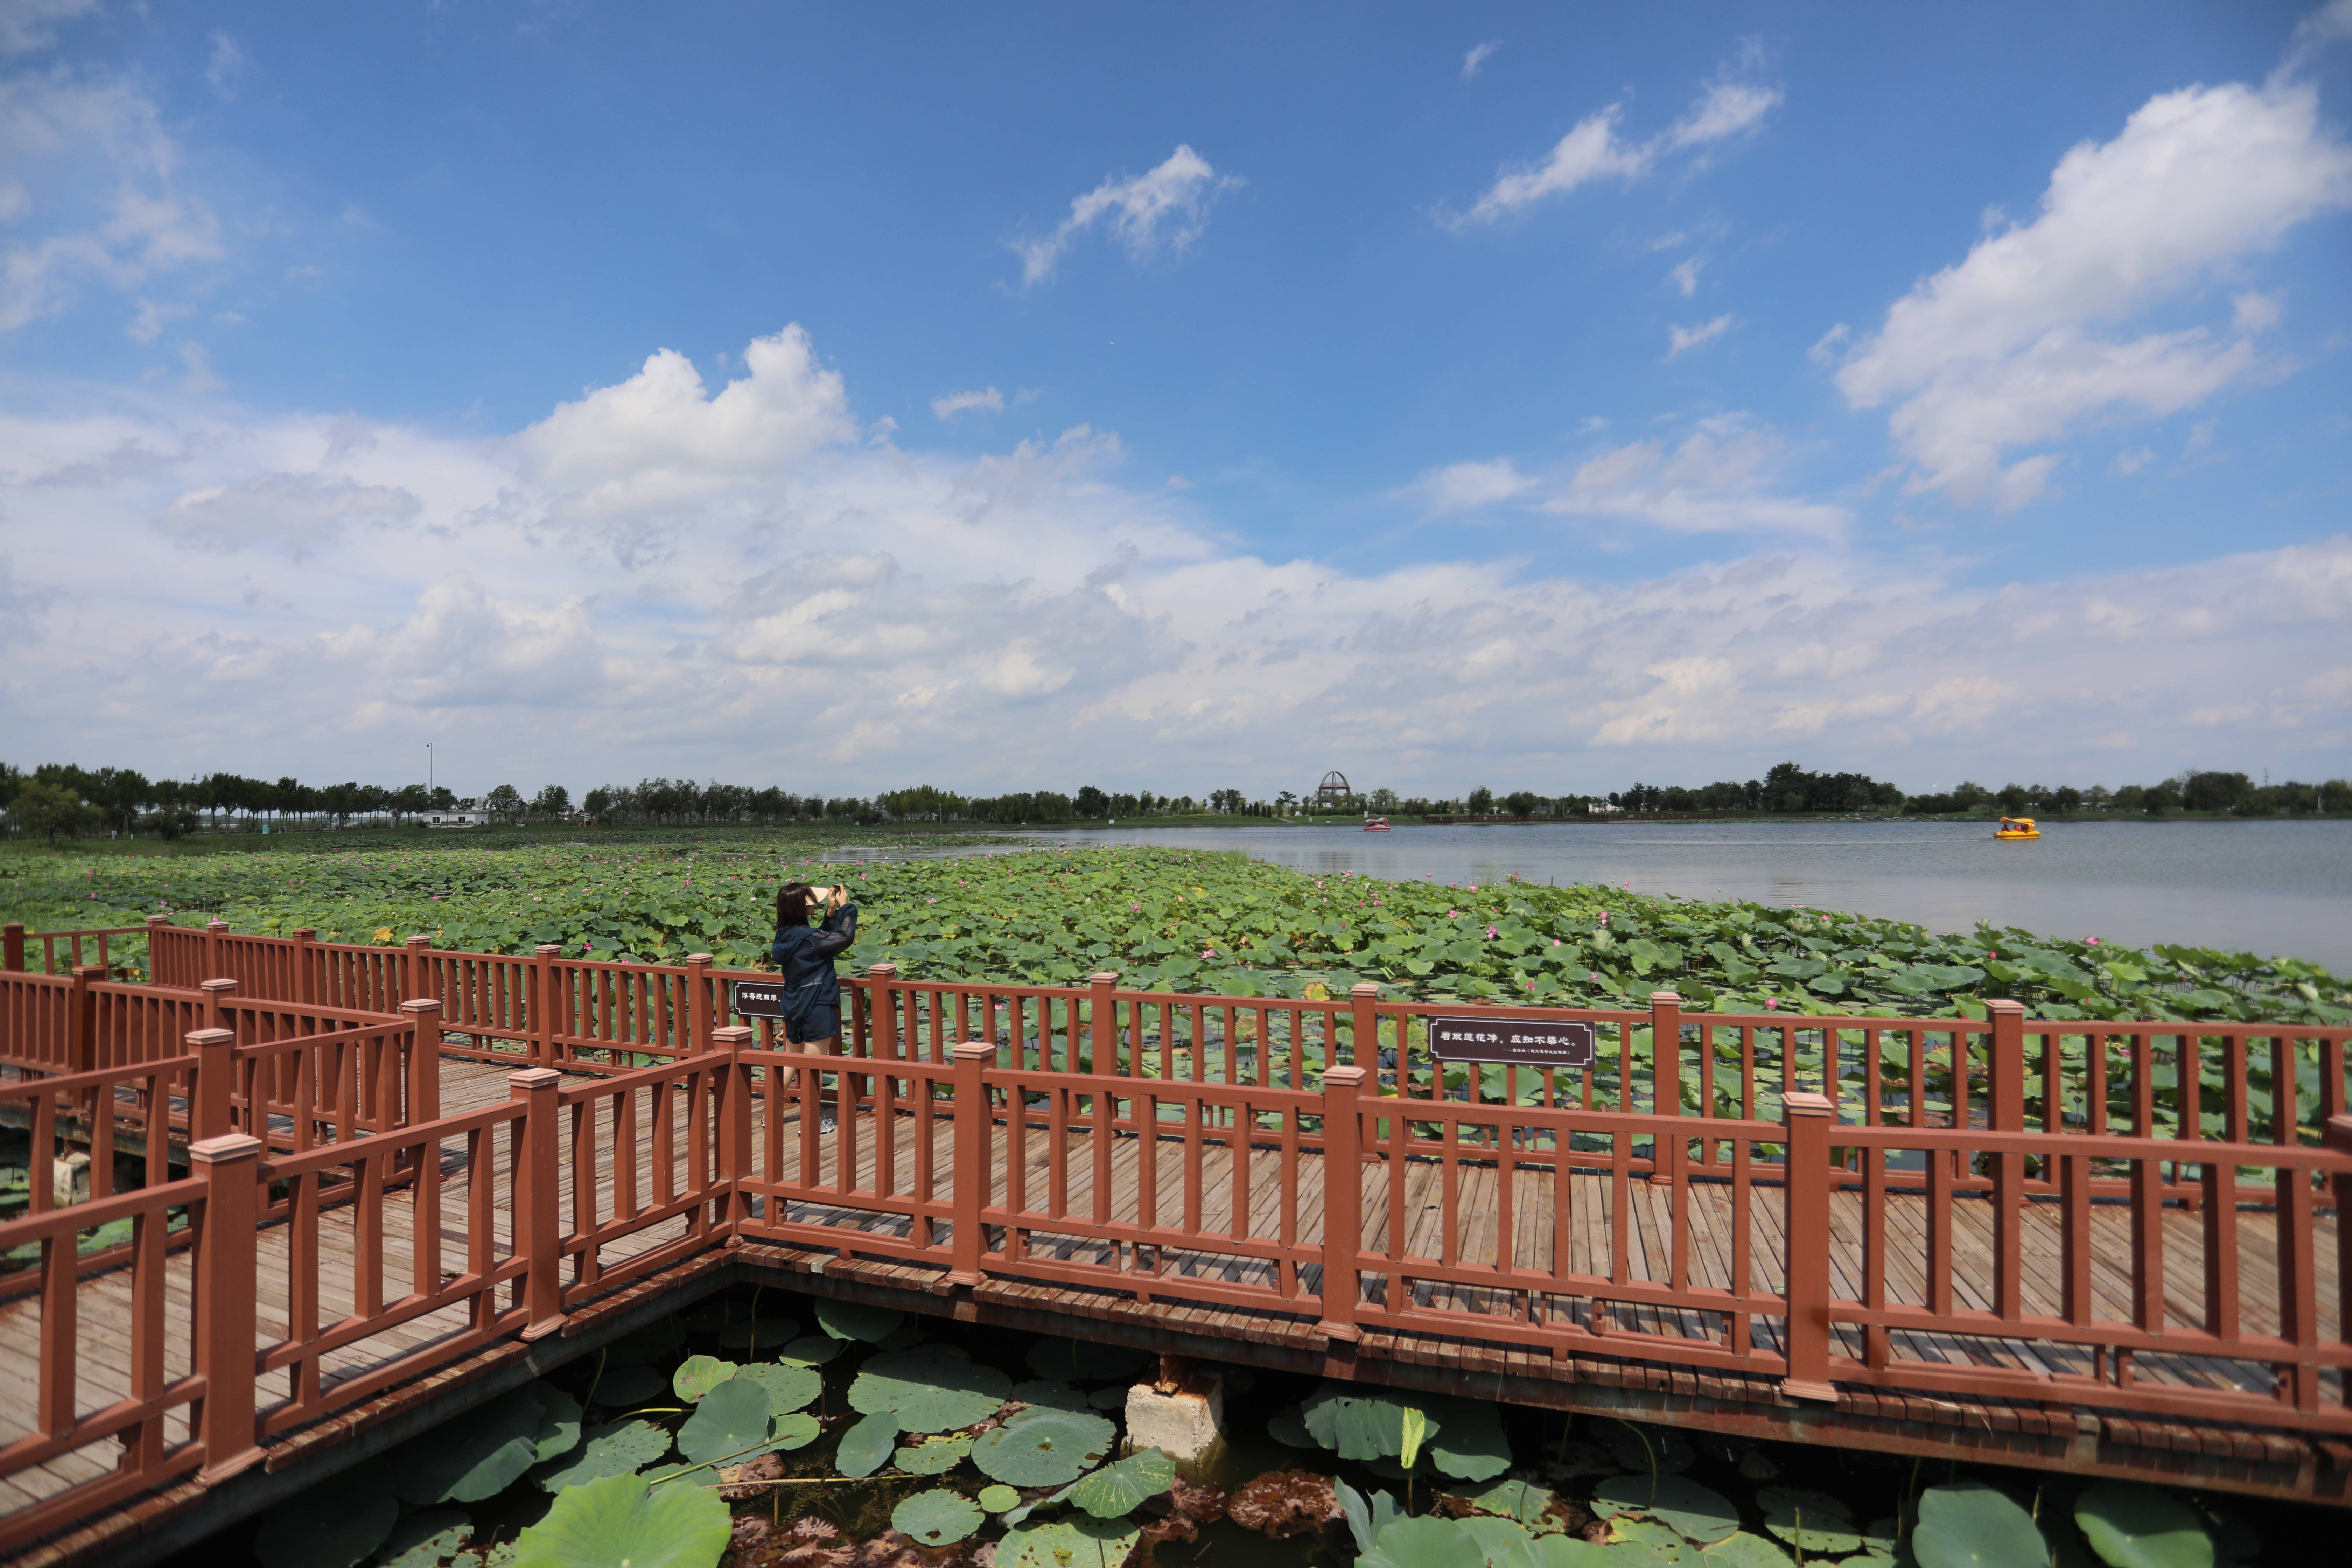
[1994,816,2040,840]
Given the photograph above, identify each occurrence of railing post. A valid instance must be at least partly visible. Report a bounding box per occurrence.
[948,1041,996,1287]
[1349,981,1380,1070]
[684,953,713,1061]
[68,965,102,1076]
[1088,970,1118,1074]
[1316,1064,1368,1342]
[1779,1089,1837,1402]
[4,921,23,973]
[205,918,228,982]
[713,1024,755,1234]
[188,1028,237,1140]
[190,1133,264,1481]
[143,914,170,984]
[509,1068,565,1337]
[201,977,237,1035]
[404,934,432,1011]
[1651,989,1684,1123]
[400,998,443,1125]
[866,961,898,1062]
[533,943,564,1068]
[1985,999,2027,1319]
[293,929,317,1006]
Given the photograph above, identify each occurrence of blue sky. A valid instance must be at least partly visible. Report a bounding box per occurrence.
[3,1,2350,799]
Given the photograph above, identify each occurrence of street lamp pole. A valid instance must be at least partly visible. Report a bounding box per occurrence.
[427,743,434,794]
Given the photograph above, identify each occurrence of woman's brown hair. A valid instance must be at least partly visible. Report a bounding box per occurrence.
[776,883,816,929]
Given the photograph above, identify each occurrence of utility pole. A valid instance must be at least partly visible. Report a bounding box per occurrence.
[427,743,434,794]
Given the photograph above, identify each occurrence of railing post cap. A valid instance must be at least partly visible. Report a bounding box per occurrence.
[1984,998,2026,1016]
[534,943,564,957]
[1351,982,1383,999]
[145,913,170,927]
[73,963,106,980]
[1650,989,1682,1004]
[186,1027,234,1049]
[2325,1114,2352,1154]
[403,933,428,947]
[399,997,443,1015]
[206,919,229,932]
[1323,1065,1370,1088]
[686,952,714,966]
[867,961,898,978]
[953,1041,997,1064]
[200,977,238,994]
[508,1068,563,1092]
[189,1133,264,1165]
[1090,970,1118,985]
[294,928,316,940]
[712,1024,754,1045]
[1782,1090,1835,1118]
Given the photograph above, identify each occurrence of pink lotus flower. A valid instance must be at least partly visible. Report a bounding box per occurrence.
[1486,926,1499,938]
[1765,996,1779,1009]
[2087,936,2100,946]
[1202,947,1216,959]
[1448,910,1458,918]
[1552,938,1561,946]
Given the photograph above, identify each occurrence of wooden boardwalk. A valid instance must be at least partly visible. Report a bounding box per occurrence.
[3,1050,2341,1561]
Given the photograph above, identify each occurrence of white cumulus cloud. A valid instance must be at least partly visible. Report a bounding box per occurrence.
[1543,420,1848,539]
[1011,145,1241,286]
[1462,41,1501,80]
[932,386,1005,420]
[1666,314,1735,358]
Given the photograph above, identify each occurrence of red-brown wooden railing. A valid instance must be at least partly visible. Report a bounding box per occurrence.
[0,921,2346,1552]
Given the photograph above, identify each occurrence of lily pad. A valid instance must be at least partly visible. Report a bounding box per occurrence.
[894,1489,987,1547]
[1699,1534,1794,1568]
[717,1317,801,1353]
[1758,1487,1861,1556]
[836,1410,901,1478]
[1422,1395,1511,1482]
[512,1473,730,1568]
[979,1484,1022,1513]
[815,1298,905,1342]
[895,1434,975,1475]
[672,1355,740,1403]
[972,1407,1120,1486]
[391,1384,544,1504]
[778,1335,847,1367]
[1608,1518,1690,1561]
[1591,1475,1739,1543]
[1068,1449,1176,1517]
[378,1511,473,1568]
[1087,1386,1129,1410]
[1360,1517,1487,1568]
[997,1517,1142,1568]
[536,1420,673,1491]
[1912,1482,2046,1568]
[1025,1338,1151,1381]
[1457,1515,1535,1566]
[528,1382,583,1462]
[737,1360,824,1414]
[1013,1379,1091,1411]
[850,1345,1014,1432]
[1600,1422,1695,1476]
[1302,1384,1439,1463]
[253,1469,399,1568]
[1267,1408,1314,1448]
[585,1365,667,1408]
[2073,1483,2214,1568]
[677,1377,774,1468]
[771,1410,822,1451]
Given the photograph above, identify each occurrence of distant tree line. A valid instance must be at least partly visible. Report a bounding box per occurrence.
[7,757,2348,842]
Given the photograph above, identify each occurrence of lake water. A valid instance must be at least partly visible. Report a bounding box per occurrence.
[995,820,2352,971]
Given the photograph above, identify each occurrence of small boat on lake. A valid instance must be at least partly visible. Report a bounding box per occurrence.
[1363,817,1391,832]
[1995,816,2041,840]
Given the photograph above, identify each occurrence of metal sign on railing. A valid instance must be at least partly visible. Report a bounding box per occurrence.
[1429,1014,1596,1068]
[732,979,790,1020]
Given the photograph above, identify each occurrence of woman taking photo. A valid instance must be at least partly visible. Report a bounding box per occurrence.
[771,881,857,1130]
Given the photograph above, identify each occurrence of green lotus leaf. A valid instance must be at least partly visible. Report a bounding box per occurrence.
[677,1376,772,1467]
[771,1410,822,1451]
[971,1407,1119,1486]
[815,1298,905,1342]
[1068,1449,1175,1517]
[512,1473,730,1568]
[996,1517,1142,1568]
[979,1484,1022,1514]
[671,1354,739,1403]
[253,1468,399,1568]
[716,1317,802,1353]
[1302,1384,1441,1463]
[849,1344,1013,1432]
[585,1365,667,1408]
[1360,1516,1487,1568]
[536,1420,673,1491]
[1758,1487,1861,1556]
[1087,1386,1128,1410]
[1910,1482,2046,1568]
[1533,1543,1625,1567]
[895,1434,974,1475]
[1591,1475,1739,1543]
[836,1410,901,1478]
[1421,1395,1510,1481]
[391,1384,544,1503]
[736,1360,824,1413]
[2073,1483,2214,1568]
[1457,1515,1535,1567]
[1025,1338,1151,1382]
[1607,1517,1690,1560]
[778,1335,847,1367]
[893,1489,986,1547]
[1267,1408,1314,1448]
[1457,1478,1560,1532]
[528,1381,583,1461]
[378,1511,473,1568]
[1698,1533,1795,1567]
[1012,1379,1090,1410]
[1599,1422,1695,1476]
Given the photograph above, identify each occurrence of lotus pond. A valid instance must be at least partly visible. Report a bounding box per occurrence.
[184,1284,2324,1568]
[5,840,2344,1027]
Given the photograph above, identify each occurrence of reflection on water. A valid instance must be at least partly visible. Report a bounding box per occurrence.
[1008,820,2352,970]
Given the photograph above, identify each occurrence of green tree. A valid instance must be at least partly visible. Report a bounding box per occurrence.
[9,778,97,842]
[484,784,525,825]
[531,784,573,820]
[1467,786,1495,816]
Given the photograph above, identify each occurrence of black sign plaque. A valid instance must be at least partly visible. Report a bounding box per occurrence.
[732,980,790,1020]
[1429,1015,1596,1069]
